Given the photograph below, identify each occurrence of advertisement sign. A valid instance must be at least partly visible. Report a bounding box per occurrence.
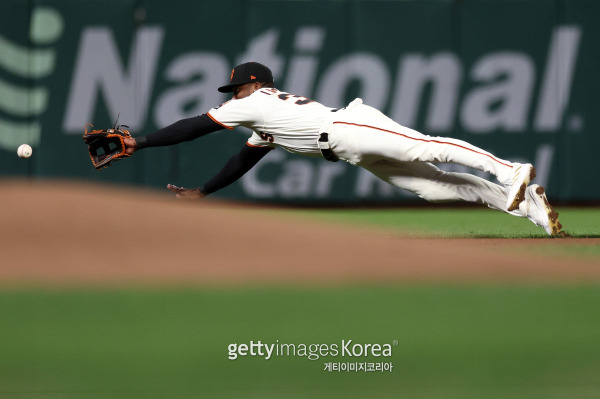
[1,0,597,202]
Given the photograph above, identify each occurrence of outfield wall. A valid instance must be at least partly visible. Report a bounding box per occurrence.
[1,0,598,203]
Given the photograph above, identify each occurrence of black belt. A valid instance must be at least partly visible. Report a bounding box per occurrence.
[318,133,339,162]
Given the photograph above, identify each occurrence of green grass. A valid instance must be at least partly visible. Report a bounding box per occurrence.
[271,207,600,262]
[274,207,600,239]
[1,285,600,399]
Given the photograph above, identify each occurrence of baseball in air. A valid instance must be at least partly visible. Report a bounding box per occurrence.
[17,144,32,159]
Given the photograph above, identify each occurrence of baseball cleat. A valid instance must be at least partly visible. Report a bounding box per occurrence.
[523,184,563,236]
[506,163,536,211]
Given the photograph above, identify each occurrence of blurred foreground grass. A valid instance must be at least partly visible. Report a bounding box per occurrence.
[1,285,599,399]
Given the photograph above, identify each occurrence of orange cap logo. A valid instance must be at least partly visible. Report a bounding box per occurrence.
[250,75,256,80]
[230,69,235,81]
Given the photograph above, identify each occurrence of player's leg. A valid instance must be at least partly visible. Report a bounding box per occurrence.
[362,160,563,235]
[329,104,534,210]
[334,105,516,182]
[362,160,524,216]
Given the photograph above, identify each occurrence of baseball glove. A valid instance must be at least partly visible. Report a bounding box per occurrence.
[82,123,132,170]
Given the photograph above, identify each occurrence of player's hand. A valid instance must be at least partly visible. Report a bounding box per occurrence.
[123,137,137,155]
[167,184,206,200]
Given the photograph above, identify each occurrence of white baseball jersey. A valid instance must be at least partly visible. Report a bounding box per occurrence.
[207,88,335,156]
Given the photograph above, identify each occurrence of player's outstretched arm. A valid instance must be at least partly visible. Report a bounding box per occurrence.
[167,144,273,199]
[127,115,223,155]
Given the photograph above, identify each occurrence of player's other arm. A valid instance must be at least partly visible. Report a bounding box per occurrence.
[167,144,273,199]
[123,114,222,154]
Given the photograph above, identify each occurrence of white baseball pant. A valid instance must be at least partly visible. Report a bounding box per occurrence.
[324,99,524,215]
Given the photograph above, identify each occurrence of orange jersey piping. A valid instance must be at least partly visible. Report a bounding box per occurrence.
[246,142,274,149]
[207,112,234,130]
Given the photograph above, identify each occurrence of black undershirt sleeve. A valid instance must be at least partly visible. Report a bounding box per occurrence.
[200,145,273,196]
[135,114,222,148]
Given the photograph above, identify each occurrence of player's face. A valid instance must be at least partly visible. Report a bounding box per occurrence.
[233,83,259,99]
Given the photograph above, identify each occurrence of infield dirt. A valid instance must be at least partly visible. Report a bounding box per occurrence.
[1,179,598,286]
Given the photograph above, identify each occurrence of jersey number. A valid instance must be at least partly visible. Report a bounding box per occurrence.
[262,88,315,105]
[259,131,275,142]
[277,93,314,105]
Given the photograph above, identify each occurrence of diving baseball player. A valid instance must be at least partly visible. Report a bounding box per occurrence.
[122,62,562,236]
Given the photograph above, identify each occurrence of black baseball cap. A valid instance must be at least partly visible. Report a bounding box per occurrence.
[218,62,274,93]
